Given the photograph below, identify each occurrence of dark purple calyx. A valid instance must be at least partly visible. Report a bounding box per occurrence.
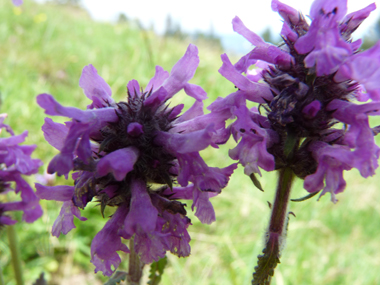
[73,89,179,210]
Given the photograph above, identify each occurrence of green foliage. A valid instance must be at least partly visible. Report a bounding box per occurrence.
[250,173,264,192]
[148,256,168,285]
[103,271,127,285]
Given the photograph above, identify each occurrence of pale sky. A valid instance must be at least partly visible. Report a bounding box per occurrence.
[80,0,380,38]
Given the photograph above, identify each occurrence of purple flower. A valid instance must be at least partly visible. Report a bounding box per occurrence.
[12,0,23,6]
[36,44,237,276]
[0,114,43,227]
[211,0,380,202]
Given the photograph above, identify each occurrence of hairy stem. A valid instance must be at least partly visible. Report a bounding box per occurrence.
[252,167,294,285]
[7,226,24,285]
[127,236,144,285]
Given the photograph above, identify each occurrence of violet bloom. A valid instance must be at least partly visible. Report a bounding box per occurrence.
[211,0,380,202]
[12,0,23,6]
[0,114,43,227]
[36,44,236,276]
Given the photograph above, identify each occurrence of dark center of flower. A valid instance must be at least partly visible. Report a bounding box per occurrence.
[73,89,180,211]
[97,90,177,186]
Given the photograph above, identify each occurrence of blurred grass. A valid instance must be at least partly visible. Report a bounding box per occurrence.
[0,1,379,285]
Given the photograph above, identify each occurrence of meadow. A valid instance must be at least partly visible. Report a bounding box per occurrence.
[0,1,379,284]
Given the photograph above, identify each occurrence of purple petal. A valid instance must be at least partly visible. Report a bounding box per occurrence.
[146,66,170,92]
[0,130,27,147]
[13,174,38,202]
[176,152,237,193]
[328,100,380,177]
[234,52,257,74]
[296,24,352,75]
[219,54,273,103]
[232,16,266,46]
[37,94,118,124]
[0,215,17,226]
[271,0,300,26]
[124,179,158,235]
[229,106,276,175]
[91,205,130,276]
[41,118,69,151]
[161,44,199,99]
[160,212,191,257]
[79,64,114,108]
[184,83,207,101]
[232,16,294,66]
[335,42,380,101]
[35,184,74,201]
[12,0,23,6]
[127,80,141,98]
[76,131,92,163]
[175,101,203,124]
[207,91,246,116]
[47,122,90,176]
[156,124,215,154]
[1,200,42,224]
[22,200,43,223]
[304,142,352,202]
[96,147,139,181]
[192,189,216,224]
[171,109,230,135]
[280,22,298,42]
[310,0,347,21]
[134,233,166,264]
[340,3,376,36]
[52,200,87,237]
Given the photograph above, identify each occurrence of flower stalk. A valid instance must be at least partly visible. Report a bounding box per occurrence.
[7,226,24,285]
[128,236,144,285]
[252,167,294,285]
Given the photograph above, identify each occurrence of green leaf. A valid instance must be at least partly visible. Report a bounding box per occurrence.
[284,132,298,158]
[250,173,264,192]
[104,271,128,285]
[291,190,320,202]
[252,239,281,285]
[148,256,168,285]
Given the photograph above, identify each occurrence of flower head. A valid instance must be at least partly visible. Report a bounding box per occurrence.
[36,44,236,276]
[211,0,380,202]
[0,114,43,228]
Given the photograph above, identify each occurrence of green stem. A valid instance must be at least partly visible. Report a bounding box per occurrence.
[268,167,294,235]
[7,226,24,285]
[252,167,294,285]
[127,236,144,285]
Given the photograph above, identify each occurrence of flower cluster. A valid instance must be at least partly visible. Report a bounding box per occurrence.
[0,114,43,228]
[210,0,380,202]
[36,44,236,276]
